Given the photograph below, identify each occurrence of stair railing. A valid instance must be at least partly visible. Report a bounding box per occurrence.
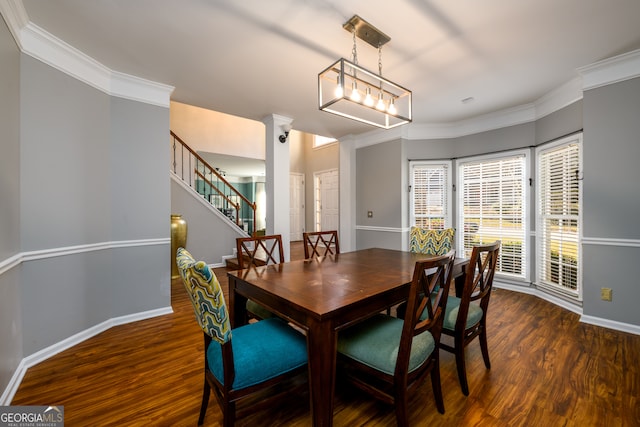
[170,131,257,235]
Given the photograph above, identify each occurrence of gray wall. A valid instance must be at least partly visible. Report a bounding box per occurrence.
[0,15,23,400]
[20,55,111,250]
[1,16,172,396]
[582,77,640,325]
[535,101,583,145]
[356,92,640,327]
[453,122,536,158]
[17,55,171,356]
[356,139,405,249]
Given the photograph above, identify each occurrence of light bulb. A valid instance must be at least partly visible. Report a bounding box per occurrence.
[350,81,361,102]
[388,98,397,115]
[376,92,386,111]
[364,87,374,107]
[334,76,343,98]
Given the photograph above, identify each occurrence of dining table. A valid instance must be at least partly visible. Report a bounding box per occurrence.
[227,247,469,427]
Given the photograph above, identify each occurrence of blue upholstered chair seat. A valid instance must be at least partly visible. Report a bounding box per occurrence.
[207,318,307,390]
[338,314,435,375]
[441,296,483,331]
[416,295,484,330]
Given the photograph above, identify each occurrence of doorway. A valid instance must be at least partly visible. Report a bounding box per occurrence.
[314,169,339,232]
[290,173,305,241]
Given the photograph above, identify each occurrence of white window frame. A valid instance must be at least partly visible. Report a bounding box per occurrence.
[456,149,530,281]
[535,133,583,300]
[409,161,452,229]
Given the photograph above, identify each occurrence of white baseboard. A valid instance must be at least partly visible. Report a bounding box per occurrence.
[580,315,640,336]
[0,306,173,405]
[494,281,640,335]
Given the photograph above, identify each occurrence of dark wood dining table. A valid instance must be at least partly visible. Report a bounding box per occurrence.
[228,247,469,427]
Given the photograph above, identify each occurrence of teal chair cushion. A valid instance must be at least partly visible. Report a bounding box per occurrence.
[409,227,455,255]
[207,318,308,390]
[441,296,484,331]
[337,314,435,375]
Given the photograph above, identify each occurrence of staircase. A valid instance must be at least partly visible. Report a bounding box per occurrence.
[170,131,258,236]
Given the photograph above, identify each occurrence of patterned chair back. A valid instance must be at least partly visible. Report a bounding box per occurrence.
[409,227,455,255]
[176,247,231,344]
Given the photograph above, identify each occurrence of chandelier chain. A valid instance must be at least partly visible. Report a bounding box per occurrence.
[351,29,358,65]
[378,44,383,76]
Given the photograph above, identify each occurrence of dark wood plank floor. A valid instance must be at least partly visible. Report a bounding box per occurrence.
[12,242,640,426]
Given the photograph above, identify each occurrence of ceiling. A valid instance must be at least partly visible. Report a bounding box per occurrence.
[20,0,640,140]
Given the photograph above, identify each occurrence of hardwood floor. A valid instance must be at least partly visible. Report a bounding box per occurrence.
[12,242,640,426]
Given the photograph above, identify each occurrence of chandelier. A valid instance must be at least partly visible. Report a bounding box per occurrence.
[318,15,412,129]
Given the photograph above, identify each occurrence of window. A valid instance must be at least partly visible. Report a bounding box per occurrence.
[313,135,337,148]
[536,134,582,297]
[410,161,452,229]
[457,152,528,279]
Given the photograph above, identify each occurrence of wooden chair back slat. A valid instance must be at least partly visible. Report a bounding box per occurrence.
[303,230,340,259]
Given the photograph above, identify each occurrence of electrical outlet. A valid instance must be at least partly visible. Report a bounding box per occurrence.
[367,211,373,218]
[600,287,612,301]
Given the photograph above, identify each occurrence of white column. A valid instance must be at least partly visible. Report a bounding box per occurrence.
[339,135,357,252]
[262,114,293,261]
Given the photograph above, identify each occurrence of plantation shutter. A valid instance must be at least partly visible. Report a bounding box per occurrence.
[410,162,450,229]
[537,139,581,295]
[459,154,527,278]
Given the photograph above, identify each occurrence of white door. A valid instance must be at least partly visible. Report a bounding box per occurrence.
[315,169,339,232]
[290,173,305,241]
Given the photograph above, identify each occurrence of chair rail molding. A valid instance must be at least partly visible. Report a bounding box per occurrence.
[0,238,170,276]
[355,225,409,233]
[582,236,640,248]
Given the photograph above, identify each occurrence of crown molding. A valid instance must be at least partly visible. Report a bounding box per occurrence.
[449,102,537,138]
[352,125,405,149]
[0,0,27,47]
[4,1,637,133]
[534,76,583,119]
[352,48,640,145]
[351,76,585,145]
[354,74,587,146]
[0,0,174,107]
[579,48,640,91]
[110,70,175,108]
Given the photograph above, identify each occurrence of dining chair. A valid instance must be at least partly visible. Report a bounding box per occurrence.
[302,230,340,259]
[440,240,500,396]
[409,226,455,255]
[176,247,308,427]
[393,226,455,318]
[337,251,456,426]
[235,234,285,320]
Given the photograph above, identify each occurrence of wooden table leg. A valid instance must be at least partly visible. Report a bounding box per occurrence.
[228,274,248,328]
[455,267,467,297]
[307,320,336,427]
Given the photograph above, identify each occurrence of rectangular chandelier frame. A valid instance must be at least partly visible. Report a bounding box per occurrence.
[318,57,412,129]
